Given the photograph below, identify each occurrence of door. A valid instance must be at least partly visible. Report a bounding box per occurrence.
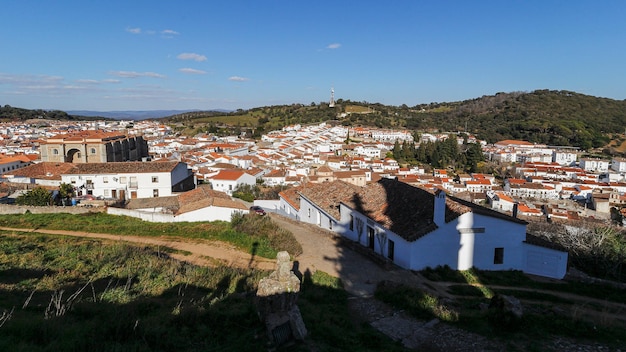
[387,240,395,261]
[367,226,375,250]
[526,251,558,277]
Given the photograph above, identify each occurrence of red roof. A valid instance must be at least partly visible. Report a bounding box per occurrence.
[211,170,247,181]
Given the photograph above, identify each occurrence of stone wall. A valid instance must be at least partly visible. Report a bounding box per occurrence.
[0,204,103,215]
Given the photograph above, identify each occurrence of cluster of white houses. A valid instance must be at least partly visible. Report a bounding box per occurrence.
[0,124,586,280]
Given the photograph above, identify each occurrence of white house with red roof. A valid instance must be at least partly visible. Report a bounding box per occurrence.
[286,179,568,279]
[207,170,256,195]
[488,191,516,213]
[109,185,248,222]
[59,161,195,199]
[0,155,32,176]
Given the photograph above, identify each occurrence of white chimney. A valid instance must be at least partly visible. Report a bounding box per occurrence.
[433,189,446,226]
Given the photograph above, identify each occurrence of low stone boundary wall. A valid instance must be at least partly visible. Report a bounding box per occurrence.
[0,204,103,215]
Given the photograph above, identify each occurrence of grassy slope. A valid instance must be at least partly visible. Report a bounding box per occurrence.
[0,233,405,352]
[0,212,302,260]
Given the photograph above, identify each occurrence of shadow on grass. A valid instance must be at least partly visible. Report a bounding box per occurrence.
[0,239,407,352]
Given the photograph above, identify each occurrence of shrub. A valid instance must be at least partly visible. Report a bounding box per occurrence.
[231,212,302,256]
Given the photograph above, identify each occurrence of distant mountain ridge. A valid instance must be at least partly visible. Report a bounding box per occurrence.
[66,110,232,120]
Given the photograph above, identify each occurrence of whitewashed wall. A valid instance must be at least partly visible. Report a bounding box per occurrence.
[107,206,246,222]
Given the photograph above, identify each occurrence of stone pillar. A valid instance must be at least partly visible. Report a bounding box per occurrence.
[256,251,307,346]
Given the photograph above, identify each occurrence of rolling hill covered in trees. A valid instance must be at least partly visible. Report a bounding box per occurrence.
[163,90,626,150]
[0,105,110,122]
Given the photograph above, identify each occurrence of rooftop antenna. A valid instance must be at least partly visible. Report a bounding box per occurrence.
[329,87,335,108]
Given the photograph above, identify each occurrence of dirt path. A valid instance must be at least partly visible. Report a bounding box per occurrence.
[0,226,276,271]
[268,214,435,297]
[2,217,621,351]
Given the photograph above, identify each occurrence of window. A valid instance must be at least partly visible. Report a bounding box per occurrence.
[103,177,108,183]
[53,149,59,155]
[228,185,232,191]
[153,189,159,197]
[152,176,158,183]
[71,178,76,184]
[494,247,504,264]
[388,240,395,260]
[90,148,96,154]
[349,215,354,230]
[308,208,311,217]
[104,189,110,197]
[120,176,127,183]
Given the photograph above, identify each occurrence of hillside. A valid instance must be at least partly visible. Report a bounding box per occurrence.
[5,89,626,150]
[161,90,626,150]
[408,90,626,148]
[0,105,111,122]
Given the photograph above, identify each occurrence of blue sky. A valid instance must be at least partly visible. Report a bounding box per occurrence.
[1,1,625,111]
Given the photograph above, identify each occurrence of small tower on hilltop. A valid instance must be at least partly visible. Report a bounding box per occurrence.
[329,87,335,108]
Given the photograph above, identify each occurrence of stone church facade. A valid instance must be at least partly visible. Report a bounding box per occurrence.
[40,131,149,163]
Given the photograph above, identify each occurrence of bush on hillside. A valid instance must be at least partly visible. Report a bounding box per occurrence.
[231,212,302,256]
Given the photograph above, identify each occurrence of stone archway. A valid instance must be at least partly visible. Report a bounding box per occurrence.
[65,148,82,163]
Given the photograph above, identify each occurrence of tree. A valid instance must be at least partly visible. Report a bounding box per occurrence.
[16,187,52,206]
[58,183,75,205]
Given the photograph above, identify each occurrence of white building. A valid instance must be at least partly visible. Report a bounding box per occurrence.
[286,179,568,279]
[552,150,578,166]
[207,170,257,195]
[580,158,609,173]
[60,161,195,199]
[611,157,626,173]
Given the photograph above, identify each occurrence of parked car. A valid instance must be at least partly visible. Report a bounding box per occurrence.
[250,205,266,216]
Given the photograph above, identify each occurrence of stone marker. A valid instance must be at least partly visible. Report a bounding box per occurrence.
[256,251,307,346]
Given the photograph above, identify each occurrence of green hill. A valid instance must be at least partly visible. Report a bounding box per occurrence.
[0,105,111,122]
[408,90,625,149]
[162,90,626,150]
[6,89,626,150]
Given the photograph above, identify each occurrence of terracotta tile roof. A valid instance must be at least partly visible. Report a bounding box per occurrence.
[524,233,567,252]
[126,185,246,214]
[63,161,181,174]
[210,170,247,181]
[0,155,32,164]
[5,162,76,180]
[265,169,287,178]
[299,179,526,242]
[175,185,246,214]
[125,196,180,211]
[279,188,301,210]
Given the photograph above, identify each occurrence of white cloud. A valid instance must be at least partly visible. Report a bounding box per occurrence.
[108,71,166,79]
[228,76,249,82]
[162,29,179,36]
[177,53,207,62]
[327,43,341,49]
[179,68,207,75]
[75,79,99,84]
[0,73,64,86]
[126,27,141,34]
[102,79,121,84]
